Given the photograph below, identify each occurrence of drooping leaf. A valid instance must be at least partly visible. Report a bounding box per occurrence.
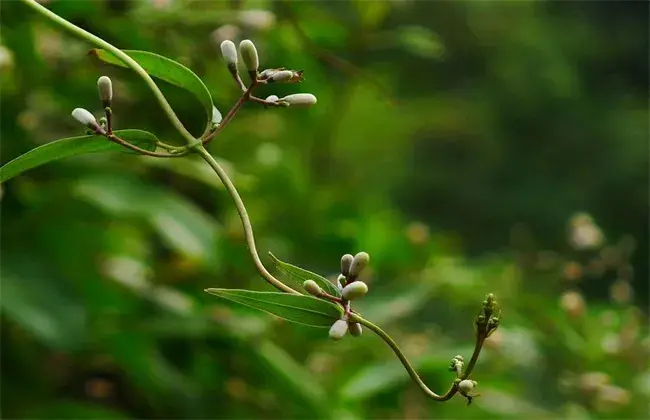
[256,341,328,412]
[268,252,341,297]
[0,129,158,184]
[205,289,343,327]
[73,174,221,265]
[91,49,215,129]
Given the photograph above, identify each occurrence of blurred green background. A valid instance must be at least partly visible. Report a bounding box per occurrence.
[1,0,648,418]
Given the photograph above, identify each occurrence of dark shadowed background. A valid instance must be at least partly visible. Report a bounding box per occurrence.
[1,0,648,418]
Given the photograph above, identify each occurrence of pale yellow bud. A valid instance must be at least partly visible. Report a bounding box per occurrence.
[303,279,322,296]
[348,322,363,337]
[239,39,259,74]
[342,281,368,300]
[349,251,369,278]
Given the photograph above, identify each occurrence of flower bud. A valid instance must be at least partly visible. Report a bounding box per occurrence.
[259,68,278,79]
[71,108,104,134]
[342,281,368,300]
[279,93,317,107]
[303,279,322,296]
[348,251,369,278]
[336,274,346,291]
[329,319,348,341]
[220,40,238,70]
[97,76,112,107]
[348,322,363,337]
[340,254,353,277]
[212,106,223,126]
[458,379,476,395]
[267,70,293,83]
[239,39,259,75]
[265,95,279,103]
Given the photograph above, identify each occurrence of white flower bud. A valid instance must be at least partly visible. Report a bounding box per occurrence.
[97,76,112,107]
[239,39,259,74]
[280,93,317,107]
[342,281,368,300]
[348,322,363,337]
[303,279,322,296]
[265,95,279,103]
[340,254,354,277]
[349,251,369,278]
[259,69,274,79]
[329,319,348,341]
[268,70,293,83]
[71,108,103,133]
[220,40,238,69]
[458,379,476,395]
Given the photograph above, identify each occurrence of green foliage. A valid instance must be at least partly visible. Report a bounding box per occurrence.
[0,130,157,183]
[205,289,343,327]
[91,49,215,132]
[269,252,341,297]
[1,0,648,419]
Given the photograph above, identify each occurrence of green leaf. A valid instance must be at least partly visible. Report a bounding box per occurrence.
[91,49,214,128]
[0,129,157,184]
[73,175,221,265]
[205,289,343,327]
[268,252,341,297]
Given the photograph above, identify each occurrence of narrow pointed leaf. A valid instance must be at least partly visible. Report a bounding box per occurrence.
[205,289,343,327]
[90,49,214,129]
[269,252,341,297]
[0,129,158,184]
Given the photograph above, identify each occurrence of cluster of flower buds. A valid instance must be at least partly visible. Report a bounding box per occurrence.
[327,252,371,341]
[71,75,115,135]
[475,293,501,338]
[448,354,464,376]
[219,39,317,107]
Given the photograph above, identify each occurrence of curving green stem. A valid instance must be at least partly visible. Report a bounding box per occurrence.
[194,145,300,295]
[349,313,487,402]
[20,0,197,146]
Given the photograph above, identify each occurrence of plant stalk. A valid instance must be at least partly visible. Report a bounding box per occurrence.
[194,145,300,295]
[20,0,196,146]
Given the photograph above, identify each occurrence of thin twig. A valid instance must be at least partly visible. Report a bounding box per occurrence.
[202,83,257,146]
[106,134,188,158]
[350,313,486,402]
[194,145,300,295]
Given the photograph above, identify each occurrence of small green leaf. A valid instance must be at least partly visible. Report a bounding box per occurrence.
[268,252,341,297]
[205,289,343,327]
[91,49,214,130]
[0,129,157,184]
